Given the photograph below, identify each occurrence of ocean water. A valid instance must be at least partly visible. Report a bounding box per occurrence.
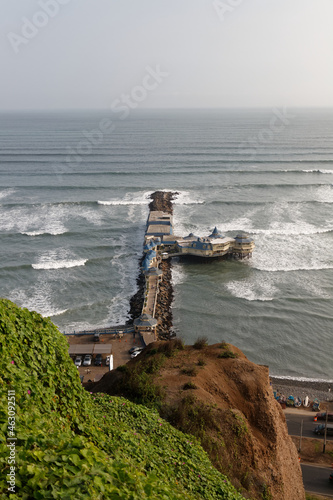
[0,109,332,381]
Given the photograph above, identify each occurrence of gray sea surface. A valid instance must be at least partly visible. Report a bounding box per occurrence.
[0,109,332,381]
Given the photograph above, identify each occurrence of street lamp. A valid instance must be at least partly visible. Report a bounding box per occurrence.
[286,418,303,452]
[299,419,303,453]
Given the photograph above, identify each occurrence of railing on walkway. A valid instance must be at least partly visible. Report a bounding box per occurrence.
[63,325,135,336]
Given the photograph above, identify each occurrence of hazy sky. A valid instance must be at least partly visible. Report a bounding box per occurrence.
[1,0,333,110]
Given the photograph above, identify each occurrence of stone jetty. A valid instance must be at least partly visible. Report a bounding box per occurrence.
[127,191,178,340]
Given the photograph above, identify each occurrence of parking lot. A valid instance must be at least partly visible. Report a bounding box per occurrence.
[67,332,144,383]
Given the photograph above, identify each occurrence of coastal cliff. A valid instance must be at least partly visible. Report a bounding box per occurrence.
[93,340,306,500]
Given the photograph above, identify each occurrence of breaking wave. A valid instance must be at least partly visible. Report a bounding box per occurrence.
[32,259,87,270]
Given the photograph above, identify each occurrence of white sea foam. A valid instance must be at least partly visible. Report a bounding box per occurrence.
[9,284,68,319]
[251,224,333,236]
[48,308,68,317]
[0,204,67,234]
[302,169,333,174]
[32,259,87,270]
[98,190,204,207]
[226,277,277,302]
[315,185,333,204]
[22,229,66,236]
[0,188,16,200]
[173,191,204,205]
[98,191,152,206]
[253,263,333,272]
[251,232,333,273]
[171,262,186,286]
[272,375,333,384]
[98,199,148,206]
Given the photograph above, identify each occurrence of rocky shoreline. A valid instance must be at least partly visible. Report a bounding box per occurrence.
[271,376,333,404]
[126,191,178,340]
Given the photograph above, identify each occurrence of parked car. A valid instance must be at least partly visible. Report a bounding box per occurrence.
[131,350,142,359]
[315,412,333,421]
[94,354,103,366]
[94,333,100,342]
[329,472,333,483]
[313,424,333,436]
[74,356,82,367]
[105,355,110,366]
[128,346,143,355]
[83,354,92,366]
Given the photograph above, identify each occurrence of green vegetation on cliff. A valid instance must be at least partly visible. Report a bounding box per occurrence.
[0,299,245,499]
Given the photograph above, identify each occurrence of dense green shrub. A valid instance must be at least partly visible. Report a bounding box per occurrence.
[218,351,238,359]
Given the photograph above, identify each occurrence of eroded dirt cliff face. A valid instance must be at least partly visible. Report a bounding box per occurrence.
[93,341,305,500]
[157,343,305,500]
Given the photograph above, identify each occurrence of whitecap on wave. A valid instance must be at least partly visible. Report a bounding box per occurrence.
[315,185,333,203]
[251,231,333,273]
[32,259,87,270]
[48,308,68,317]
[22,229,66,236]
[226,276,277,302]
[172,191,204,205]
[272,375,333,384]
[171,262,186,286]
[98,191,152,206]
[98,189,204,207]
[9,285,68,319]
[302,169,333,174]
[0,188,16,200]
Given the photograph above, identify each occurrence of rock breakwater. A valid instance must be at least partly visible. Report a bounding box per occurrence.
[127,191,178,340]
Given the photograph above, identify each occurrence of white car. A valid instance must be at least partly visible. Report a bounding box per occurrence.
[83,354,92,366]
[131,350,142,359]
[105,355,110,366]
[74,356,82,367]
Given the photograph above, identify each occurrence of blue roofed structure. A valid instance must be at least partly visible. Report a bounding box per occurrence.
[209,227,224,238]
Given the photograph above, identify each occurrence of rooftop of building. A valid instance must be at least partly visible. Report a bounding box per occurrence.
[147,224,173,235]
[148,211,172,222]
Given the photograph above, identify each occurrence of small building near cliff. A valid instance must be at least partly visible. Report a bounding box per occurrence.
[134,313,157,339]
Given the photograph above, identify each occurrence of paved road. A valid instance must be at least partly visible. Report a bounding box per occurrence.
[286,414,333,441]
[301,464,333,498]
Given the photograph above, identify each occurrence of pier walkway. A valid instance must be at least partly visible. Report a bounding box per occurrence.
[64,325,134,336]
[142,275,159,317]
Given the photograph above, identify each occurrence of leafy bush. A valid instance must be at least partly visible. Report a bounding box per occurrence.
[182,367,198,377]
[218,351,238,359]
[183,382,198,390]
[193,337,208,350]
[116,364,129,372]
[157,339,184,357]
